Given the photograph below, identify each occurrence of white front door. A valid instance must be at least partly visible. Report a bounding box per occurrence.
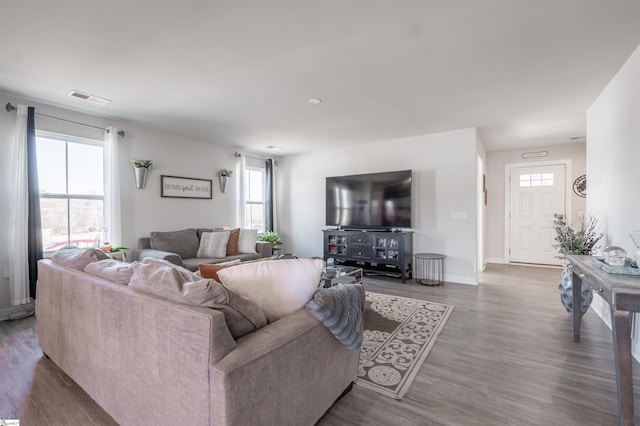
[509,164,566,265]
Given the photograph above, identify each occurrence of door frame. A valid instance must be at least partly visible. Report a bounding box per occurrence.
[503,159,572,264]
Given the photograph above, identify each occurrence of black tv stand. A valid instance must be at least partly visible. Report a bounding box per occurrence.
[323,229,413,283]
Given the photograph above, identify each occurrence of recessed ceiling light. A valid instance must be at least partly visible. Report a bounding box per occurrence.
[67,90,111,105]
[266,145,282,150]
[570,136,583,140]
[308,98,322,105]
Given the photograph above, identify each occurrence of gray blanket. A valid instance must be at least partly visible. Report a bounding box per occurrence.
[305,283,365,351]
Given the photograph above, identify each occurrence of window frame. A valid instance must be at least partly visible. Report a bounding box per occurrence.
[36,131,105,253]
[243,157,267,232]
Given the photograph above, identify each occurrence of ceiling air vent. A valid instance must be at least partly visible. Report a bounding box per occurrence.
[67,90,111,105]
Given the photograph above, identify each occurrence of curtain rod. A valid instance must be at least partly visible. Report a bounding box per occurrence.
[5,102,125,137]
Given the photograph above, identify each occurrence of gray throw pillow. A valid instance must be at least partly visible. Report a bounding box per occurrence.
[150,229,199,259]
[182,279,267,338]
[51,247,110,270]
[130,258,266,338]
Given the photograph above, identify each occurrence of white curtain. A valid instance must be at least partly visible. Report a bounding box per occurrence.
[104,127,122,247]
[8,105,31,305]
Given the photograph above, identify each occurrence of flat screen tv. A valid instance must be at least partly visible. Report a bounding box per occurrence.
[326,170,412,230]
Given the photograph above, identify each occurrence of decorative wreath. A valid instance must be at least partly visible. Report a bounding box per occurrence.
[573,175,586,198]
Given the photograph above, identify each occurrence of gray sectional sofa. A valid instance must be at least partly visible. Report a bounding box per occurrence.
[36,258,360,426]
[133,228,273,271]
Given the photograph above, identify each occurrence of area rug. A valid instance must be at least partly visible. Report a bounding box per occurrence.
[356,291,453,399]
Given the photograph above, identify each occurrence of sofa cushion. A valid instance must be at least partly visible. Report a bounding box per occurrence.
[217,258,324,322]
[198,259,242,282]
[51,247,110,270]
[197,231,230,258]
[150,229,199,259]
[130,258,266,338]
[238,229,258,254]
[84,259,135,284]
[196,228,223,239]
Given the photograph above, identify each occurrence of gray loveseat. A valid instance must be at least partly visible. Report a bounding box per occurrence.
[36,258,360,426]
[133,228,273,271]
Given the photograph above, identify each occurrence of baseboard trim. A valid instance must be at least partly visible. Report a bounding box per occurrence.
[0,302,35,322]
[486,257,505,264]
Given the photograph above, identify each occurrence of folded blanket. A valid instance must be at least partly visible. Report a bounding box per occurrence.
[305,283,365,351]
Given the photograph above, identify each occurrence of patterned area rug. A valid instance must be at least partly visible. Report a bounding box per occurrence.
[356,291,453,399]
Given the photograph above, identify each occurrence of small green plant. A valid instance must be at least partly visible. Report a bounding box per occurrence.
[219,169,233,177]
[259,231,283,248]
[133,160,153,169]
[553,213,603,258]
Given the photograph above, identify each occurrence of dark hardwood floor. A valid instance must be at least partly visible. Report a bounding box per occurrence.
[1,263,638,425]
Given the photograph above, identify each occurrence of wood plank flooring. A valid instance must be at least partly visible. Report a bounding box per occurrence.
[1,263,638,425]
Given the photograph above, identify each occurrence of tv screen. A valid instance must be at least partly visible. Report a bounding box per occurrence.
[326,170,412,229]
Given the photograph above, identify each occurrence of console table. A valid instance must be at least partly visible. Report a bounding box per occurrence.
[568,255,640,426]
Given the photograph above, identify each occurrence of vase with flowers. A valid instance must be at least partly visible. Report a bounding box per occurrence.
[219,169,233,193]
[133,160,153,189]
[553,213,603,315]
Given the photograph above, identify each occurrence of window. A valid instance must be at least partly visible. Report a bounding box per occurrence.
[244,158,266,232]
[519,173,553,187]
[36,134,104,252]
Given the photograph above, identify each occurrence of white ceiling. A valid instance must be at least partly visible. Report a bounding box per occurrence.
[1,1,639,155]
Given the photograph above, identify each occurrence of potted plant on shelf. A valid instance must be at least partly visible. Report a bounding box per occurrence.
[133,160,153,189]
[219,169,233,193]
[553,213,603,315]
[259,231,283,255]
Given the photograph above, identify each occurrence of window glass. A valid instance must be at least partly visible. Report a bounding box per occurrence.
[36,137,67,194]
[244,162,266,232]
[68,143,103,195]
[37,134,104,252]
[519,173,554,187]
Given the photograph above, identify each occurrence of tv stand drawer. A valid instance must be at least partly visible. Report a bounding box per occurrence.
[349,247,371,259]
[349,234,371,245]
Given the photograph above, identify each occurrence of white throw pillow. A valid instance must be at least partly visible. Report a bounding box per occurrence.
[197,231,230,258]
[238,228,258,254]
[217,258,324,322]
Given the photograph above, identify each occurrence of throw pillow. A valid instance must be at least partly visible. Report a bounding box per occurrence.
[150,229,200,259]
[84,259,135,285]
[217,258,325,322]
[182,279,267,338]
[198,259,242,282]
[238,228,258,254]
[196,228,223,239]
[197,231,230,258]
[226,228,240,255]
[51,247,110,271]
[130,258,199,302]
[130,258,266,338]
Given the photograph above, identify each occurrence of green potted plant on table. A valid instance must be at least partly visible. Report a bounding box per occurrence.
[259,231,283,255]
[553,213,603,315]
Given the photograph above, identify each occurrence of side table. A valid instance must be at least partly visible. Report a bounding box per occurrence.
[414,253,445,286]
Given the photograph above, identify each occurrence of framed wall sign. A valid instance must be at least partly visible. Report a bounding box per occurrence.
[161,175,212,199]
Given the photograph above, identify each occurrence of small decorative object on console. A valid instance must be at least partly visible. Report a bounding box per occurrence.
[603,246,627,267]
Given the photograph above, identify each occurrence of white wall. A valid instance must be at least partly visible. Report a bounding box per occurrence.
[0,91,250,310]
[586,43,640,353]
[278,128,480,285]
[485,142,587,263]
